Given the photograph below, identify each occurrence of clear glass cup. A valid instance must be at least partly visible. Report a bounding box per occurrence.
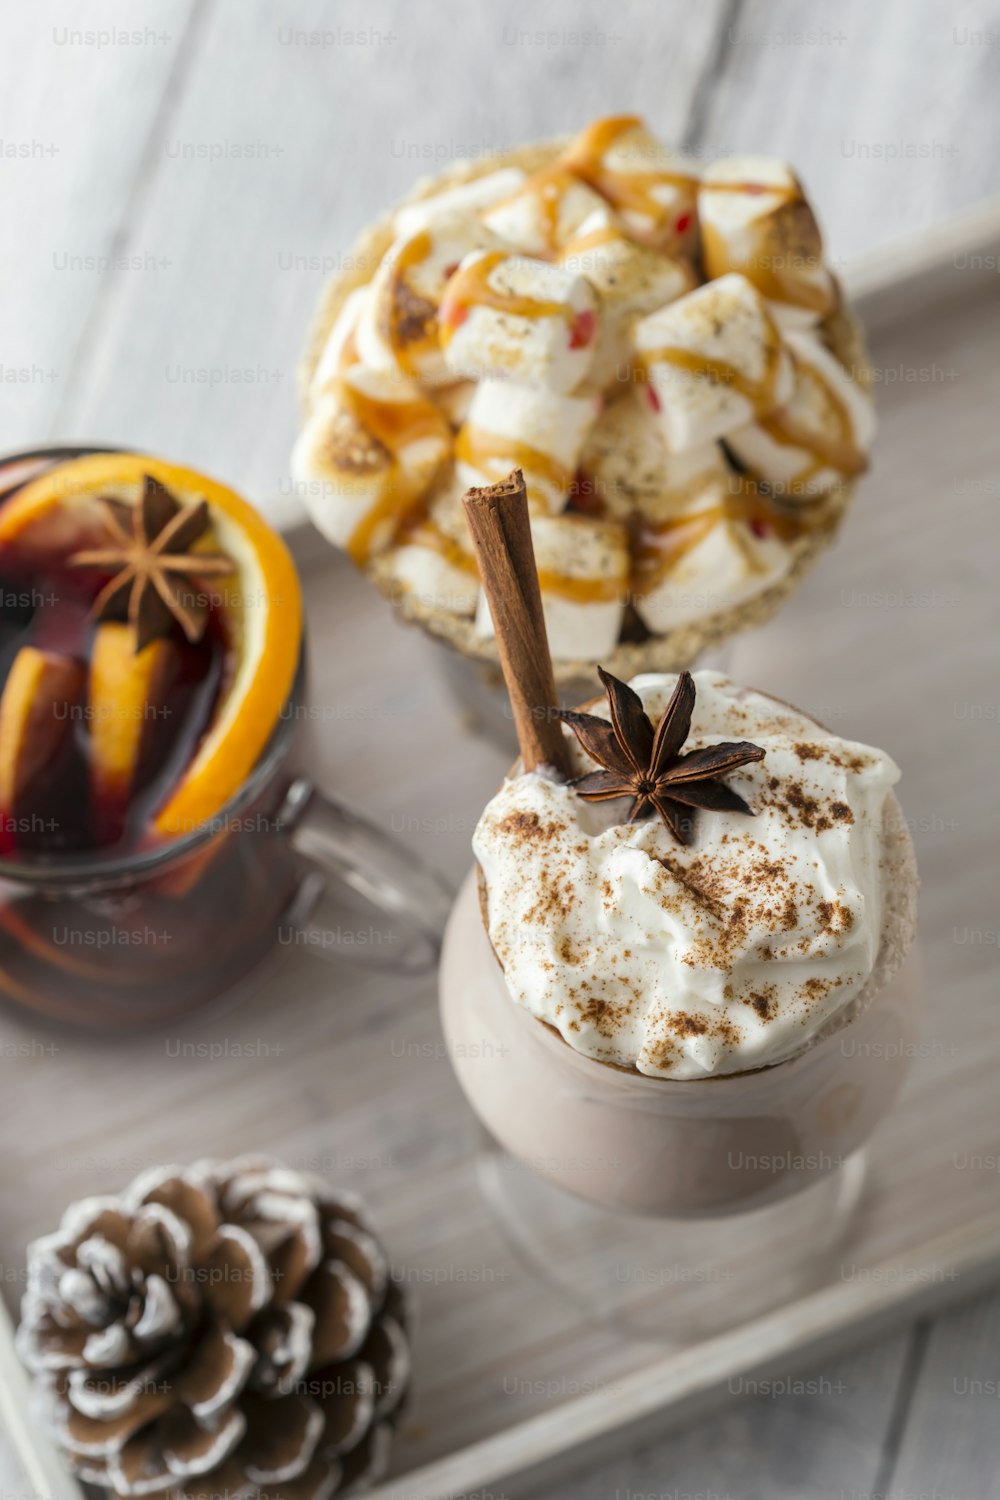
[0,447,451,1028]
[439,869,922,1338]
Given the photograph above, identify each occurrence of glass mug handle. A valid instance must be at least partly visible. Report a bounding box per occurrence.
[277,778,453,975]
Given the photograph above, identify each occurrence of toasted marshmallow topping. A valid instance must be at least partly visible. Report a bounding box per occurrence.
[356,214,500,386]
[480,166,607,256]
[726,328,876,500]
[301,116,870,656]
[440,249,599,392]
[631,497,792,632]
[474,672,901,1079]
[560,210,694,311]
[475,513,628,660]
[562,116,700,251]
[581,388,730,518]
[633,274,794,452]
[291,367,450,563]
[311,285,369,393]
[699,156,835,325]
[560,209,694,386]
[393,167,527,238]
[384,478,480,617]
[455,381,600,515]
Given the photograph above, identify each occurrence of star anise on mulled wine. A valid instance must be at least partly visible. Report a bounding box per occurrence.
[557,667,766,845]
[70,474,235,652]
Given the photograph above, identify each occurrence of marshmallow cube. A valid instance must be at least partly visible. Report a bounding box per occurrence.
[440,250,599,392]
[480,166,608,256]
[560,209,695,386]
[699,156,835,327]
[561,118,700,252]
[632,494,791,633]
[309,285,369,395]
[383,482,480,617]
[580,387,731,521]
[387,542,479,617]
[476,514,628,660]
[394,167,527,238]
[355,213,500,386]
[632,274,794,453]
[291,366,451,564]
[455,380,600,515]
[561,210,694,312]
[726,330,875,501]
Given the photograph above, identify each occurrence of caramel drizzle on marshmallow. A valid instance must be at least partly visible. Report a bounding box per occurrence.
[699,172,835,314]
[345,381,449,451]
[339,381,449,564]
[756,351,869,482]
[701,223,833,314]
[640,337,787,418]
[397,514,477,573]
[535,567,625,604]
[400,510,624,604]
[760,413,867,482]
[558,223,625,259]
[456,425,572,499]
[380,229,442,373]
[631,490,805,592]
[487,165,591,255]
[439,250,581,343]
[561,115,698,224]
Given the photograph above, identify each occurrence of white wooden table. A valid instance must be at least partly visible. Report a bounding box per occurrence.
[2,2,999,1495]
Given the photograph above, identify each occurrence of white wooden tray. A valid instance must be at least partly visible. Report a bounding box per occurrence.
[2,201,1000,1500]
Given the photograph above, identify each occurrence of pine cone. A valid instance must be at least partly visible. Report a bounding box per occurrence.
[17,1157,410,1499]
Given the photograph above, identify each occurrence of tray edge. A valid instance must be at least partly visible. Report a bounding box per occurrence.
[374,1209,1000,1500]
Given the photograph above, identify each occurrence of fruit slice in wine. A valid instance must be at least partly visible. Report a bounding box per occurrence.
[88,623,179,846]
[0,647,85,850]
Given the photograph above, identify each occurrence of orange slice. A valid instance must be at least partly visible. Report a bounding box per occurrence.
[0,453,302,840]
[0,646,84,816]
[89,621,177,838]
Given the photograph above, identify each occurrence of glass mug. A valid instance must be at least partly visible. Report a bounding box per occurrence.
[441,870,921,1220]
[440,869,921,1340]
[0,447,452,1028]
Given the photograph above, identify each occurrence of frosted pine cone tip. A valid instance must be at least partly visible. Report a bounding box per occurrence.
[16,1156,410,1499]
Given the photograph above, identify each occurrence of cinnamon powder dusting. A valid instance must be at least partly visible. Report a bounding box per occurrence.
[817,900,854,936]
[495,809,562,843]
[760,772,857,834]
[474,673,895,1079]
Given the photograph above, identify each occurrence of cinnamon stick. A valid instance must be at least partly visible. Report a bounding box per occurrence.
[462,470,571,777]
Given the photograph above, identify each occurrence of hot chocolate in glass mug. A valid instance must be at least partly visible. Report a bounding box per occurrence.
[439,473,921,1335]
[0,447,450,1028]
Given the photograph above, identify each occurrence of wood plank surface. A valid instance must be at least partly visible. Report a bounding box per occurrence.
[0,255,997,1496]
[0,0,202,440]
[891,1296,1000,1500]
[686,0,1000,263]
[10,0,727,524]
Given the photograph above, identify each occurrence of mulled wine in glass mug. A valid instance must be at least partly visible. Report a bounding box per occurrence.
[0,447,449,1027]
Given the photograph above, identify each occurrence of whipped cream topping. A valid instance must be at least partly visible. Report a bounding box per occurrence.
[474,672,901,1080]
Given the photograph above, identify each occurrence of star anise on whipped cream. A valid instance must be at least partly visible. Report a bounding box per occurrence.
[557,667,766,845]
[71,474,235,652]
